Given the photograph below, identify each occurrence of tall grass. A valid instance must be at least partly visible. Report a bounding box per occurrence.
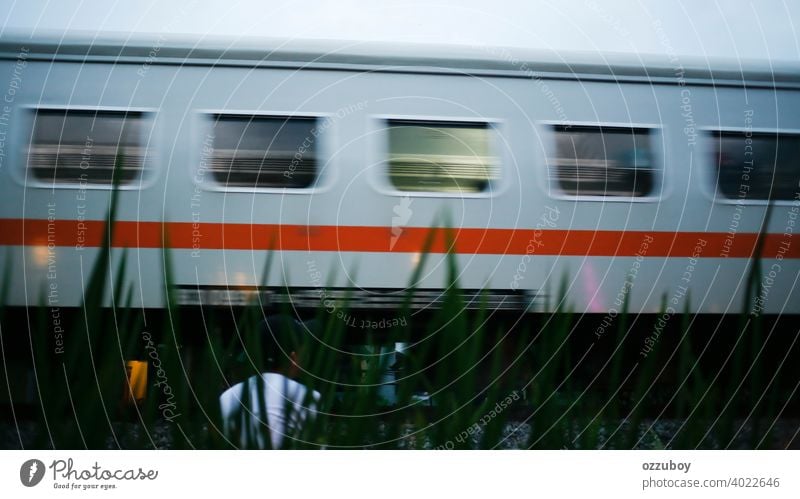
[1,173,796,449]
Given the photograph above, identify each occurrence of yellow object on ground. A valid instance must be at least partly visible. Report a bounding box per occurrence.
[123,360,148,404]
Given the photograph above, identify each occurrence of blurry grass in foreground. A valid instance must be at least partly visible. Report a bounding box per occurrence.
[0,171,797,449]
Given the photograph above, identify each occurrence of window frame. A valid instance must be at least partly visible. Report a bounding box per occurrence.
[193,110,334,194]
[701,126,800,206]
[16,105,159,191]
[540,120,666,203]
[369,114,507,198]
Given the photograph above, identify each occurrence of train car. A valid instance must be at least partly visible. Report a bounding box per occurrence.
[0,33,799,315]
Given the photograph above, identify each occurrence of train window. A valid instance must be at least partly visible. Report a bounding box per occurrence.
[209,115,318,189]
[550,125,656,197]
[712,131,800,201]
[386,120,498,193]
[28,109,150,185]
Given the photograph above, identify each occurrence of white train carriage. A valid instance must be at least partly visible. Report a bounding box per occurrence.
[0,34,799,314]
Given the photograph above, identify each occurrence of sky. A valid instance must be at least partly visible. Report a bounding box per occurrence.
[1,0,799,62]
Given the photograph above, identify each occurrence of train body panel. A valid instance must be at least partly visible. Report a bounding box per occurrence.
[1,37,799,314]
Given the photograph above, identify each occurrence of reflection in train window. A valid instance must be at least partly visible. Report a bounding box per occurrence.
[386,120,498,193]
[28,109,150,185]
[712,131,800,201]
[551,125,656,197]
[209,115,318,189]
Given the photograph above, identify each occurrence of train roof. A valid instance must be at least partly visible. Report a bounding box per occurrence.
[2,31,799,87]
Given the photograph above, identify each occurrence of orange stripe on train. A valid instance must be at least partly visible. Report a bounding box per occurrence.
[0,218,796,259]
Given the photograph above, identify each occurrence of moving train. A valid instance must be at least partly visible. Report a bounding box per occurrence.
[0,33,798,315]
